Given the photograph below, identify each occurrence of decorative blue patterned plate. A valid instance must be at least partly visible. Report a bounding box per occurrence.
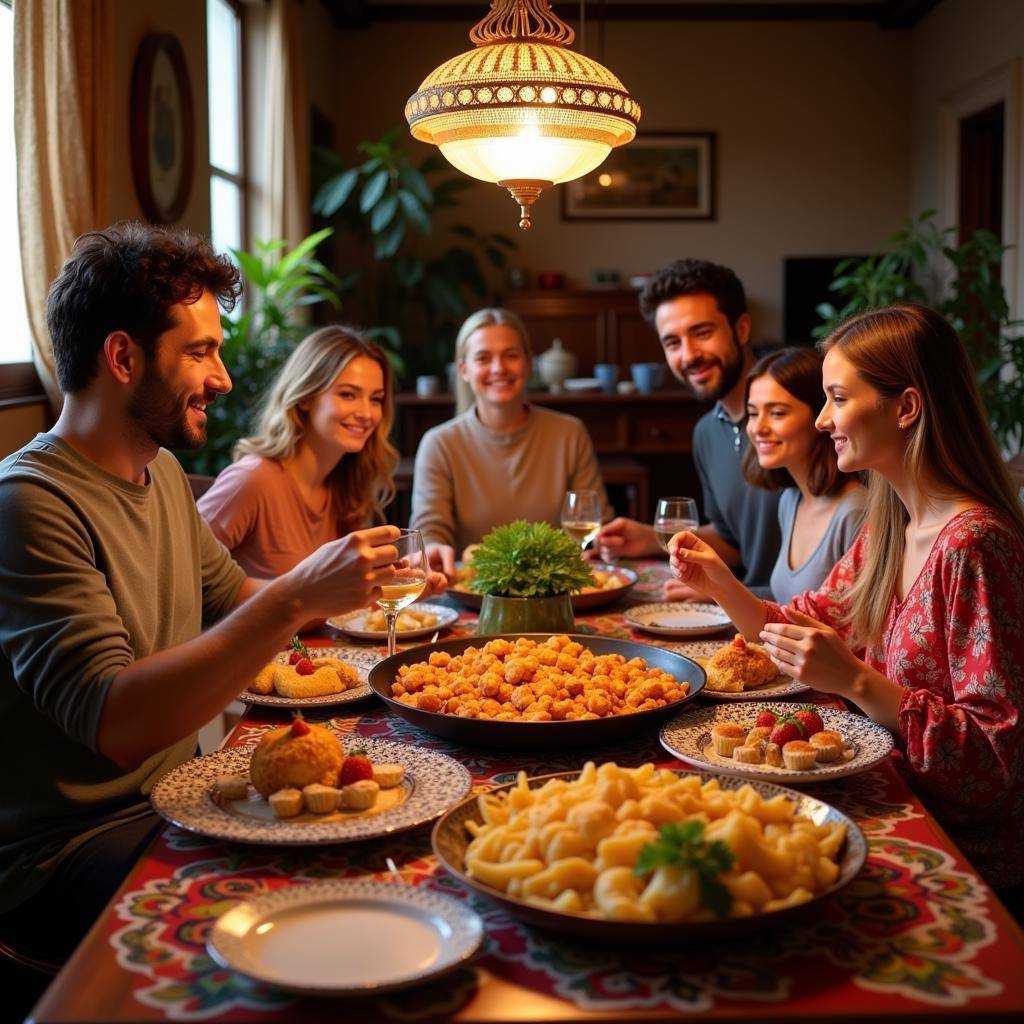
[208,879,482,996]
[151,736,472,845]
[660,702,894,784]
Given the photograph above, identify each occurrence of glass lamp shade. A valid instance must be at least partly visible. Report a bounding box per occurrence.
[406,35,639,228]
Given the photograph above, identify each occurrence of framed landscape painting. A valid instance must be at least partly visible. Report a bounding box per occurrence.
[563,132,715,221]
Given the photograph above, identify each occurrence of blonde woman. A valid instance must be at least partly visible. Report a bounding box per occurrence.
[199,325,399,578]
[668,305,1024,895]
[411,308,612,575]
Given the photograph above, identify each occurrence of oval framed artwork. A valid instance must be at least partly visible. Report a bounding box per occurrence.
[130,34,195,224]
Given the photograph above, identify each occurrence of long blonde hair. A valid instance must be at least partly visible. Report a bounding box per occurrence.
[821,304,1024,647]
[236,325,398,531]
[453,307,532,414]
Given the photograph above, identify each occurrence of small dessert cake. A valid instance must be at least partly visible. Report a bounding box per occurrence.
[341,779,380,810]
[734,741,764,764]
[705,634,779,692]
[765,742,784,767]
[372,763,406,789]
[782,740,818,770]
[711,722,747,756]
[268,787,304,818]
[215,774,249,800]
[810,730,844,762]
[249,718,344,796]
[302,783,340,813]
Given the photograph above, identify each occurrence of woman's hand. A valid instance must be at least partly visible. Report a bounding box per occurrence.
[759,607,862,695]
[667,531,733,595]
[662,578,709,602]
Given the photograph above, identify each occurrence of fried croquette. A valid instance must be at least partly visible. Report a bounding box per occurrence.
[704,634,779,692]
[249,721,344,796]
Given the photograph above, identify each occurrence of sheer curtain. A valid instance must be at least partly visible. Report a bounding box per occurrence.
[249,0,309,249]
[14,0,113,408]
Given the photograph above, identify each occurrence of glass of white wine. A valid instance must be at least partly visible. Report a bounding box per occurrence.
[378,529,428,657]
[561,489,602,550]
[653,497,699,552]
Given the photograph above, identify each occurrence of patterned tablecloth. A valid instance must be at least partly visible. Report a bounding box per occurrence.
[31,564,1024,1022]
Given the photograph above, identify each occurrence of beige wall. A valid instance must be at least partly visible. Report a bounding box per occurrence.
[325,17,913,342]
[910,0,1024,316]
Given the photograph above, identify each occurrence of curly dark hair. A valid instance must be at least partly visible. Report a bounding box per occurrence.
[638,258,747,328]
[46,222,242,393]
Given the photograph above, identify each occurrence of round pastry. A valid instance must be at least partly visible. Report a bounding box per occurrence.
[711,722,747,757]
[249,718,344,796]
[782,740,818,770]
[810,730,844,762]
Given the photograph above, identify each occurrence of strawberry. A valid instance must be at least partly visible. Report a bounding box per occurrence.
[288,635,310,665]
[754,710,778,729]
[338,747,374,786]
[731,634,747,650]
[769,715,804,747]
[294,657,315,676]
[793,704,824,738]
[289,713,310,737]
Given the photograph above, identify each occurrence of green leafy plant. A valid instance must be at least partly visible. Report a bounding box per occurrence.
[175,228,345,475]
[468,521,595,598]
[312,126,516,382]
[634,820,736,918]
[815,210,1023,453]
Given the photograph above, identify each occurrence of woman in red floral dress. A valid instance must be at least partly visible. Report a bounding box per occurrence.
[668,304,1024,898]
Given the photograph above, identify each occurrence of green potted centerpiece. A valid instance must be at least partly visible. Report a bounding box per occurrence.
[470,521,594,635]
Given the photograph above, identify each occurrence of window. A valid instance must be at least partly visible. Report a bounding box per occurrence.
[0,1,33,367]
[207,0,245,257]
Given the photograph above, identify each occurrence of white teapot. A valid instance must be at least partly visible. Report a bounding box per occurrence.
[536,338,577,393]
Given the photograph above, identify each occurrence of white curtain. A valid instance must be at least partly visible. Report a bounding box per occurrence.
[249,0,309,249]
[14,0,113,409]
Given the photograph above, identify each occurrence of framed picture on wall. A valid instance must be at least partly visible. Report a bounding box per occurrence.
[562,132,715,221]
[130,34,195,224]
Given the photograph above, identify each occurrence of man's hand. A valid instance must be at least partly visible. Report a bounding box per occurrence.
[427,543,457,579]
[589,517,660,561]
[422,570,448,598]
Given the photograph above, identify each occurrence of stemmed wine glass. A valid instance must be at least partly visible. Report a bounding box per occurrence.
[560,489,602,550]
[377,529,428,657]
[653,496,699,552]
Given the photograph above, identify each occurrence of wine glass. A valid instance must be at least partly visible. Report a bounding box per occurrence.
[561,489,602,550]
[653,497,699,552]
[377,529,428,657]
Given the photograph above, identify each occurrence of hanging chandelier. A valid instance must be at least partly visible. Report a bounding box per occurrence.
[405,0,640,229]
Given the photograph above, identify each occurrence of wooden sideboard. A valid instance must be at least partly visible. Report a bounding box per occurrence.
[392,390,710,524]
[499,288,666,376]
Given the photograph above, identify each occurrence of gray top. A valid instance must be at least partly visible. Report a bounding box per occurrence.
[0,434,246,912]
[410,404,613,554]
[770,485,868,604]
[692,404,782,597]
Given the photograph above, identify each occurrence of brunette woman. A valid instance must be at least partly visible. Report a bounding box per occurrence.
[668,305,1024,893]
[198,325,398,577]
[411,307,611,574]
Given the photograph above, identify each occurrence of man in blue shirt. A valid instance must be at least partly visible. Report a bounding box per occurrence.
[595,259,782,595]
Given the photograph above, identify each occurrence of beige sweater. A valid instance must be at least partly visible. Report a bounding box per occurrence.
[410,404,612,553]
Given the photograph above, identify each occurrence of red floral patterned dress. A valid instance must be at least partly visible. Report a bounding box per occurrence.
[763,507,1024,888]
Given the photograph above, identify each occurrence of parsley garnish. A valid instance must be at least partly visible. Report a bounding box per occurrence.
[634,821,735,918]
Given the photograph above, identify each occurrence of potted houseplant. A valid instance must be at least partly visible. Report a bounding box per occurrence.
[469,521,595,634]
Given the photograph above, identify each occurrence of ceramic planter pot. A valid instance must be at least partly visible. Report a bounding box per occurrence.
[477,593,575,635]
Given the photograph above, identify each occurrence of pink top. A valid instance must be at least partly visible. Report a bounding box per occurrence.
[197,455,343,579]
[764,507,1024,888]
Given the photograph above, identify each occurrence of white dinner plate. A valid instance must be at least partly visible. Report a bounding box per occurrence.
[151,736,472,845]
[665,639,812,701]
[327,602,459,641]
[660,702,894,785]
[238,645,378,708]
[208,879,482,996]
[626,601,732,637]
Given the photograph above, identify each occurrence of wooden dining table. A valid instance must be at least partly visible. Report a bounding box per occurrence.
[30,562,1024,1023]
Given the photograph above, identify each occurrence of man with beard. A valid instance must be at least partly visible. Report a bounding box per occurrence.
[594,258,782,595]
[0,224,438,990]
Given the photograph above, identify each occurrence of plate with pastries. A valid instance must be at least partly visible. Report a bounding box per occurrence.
[151,724,472,846]
[238,642,378,708]
[660,702,894,785]
[669,634,812,701]
[326,602,459,641]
